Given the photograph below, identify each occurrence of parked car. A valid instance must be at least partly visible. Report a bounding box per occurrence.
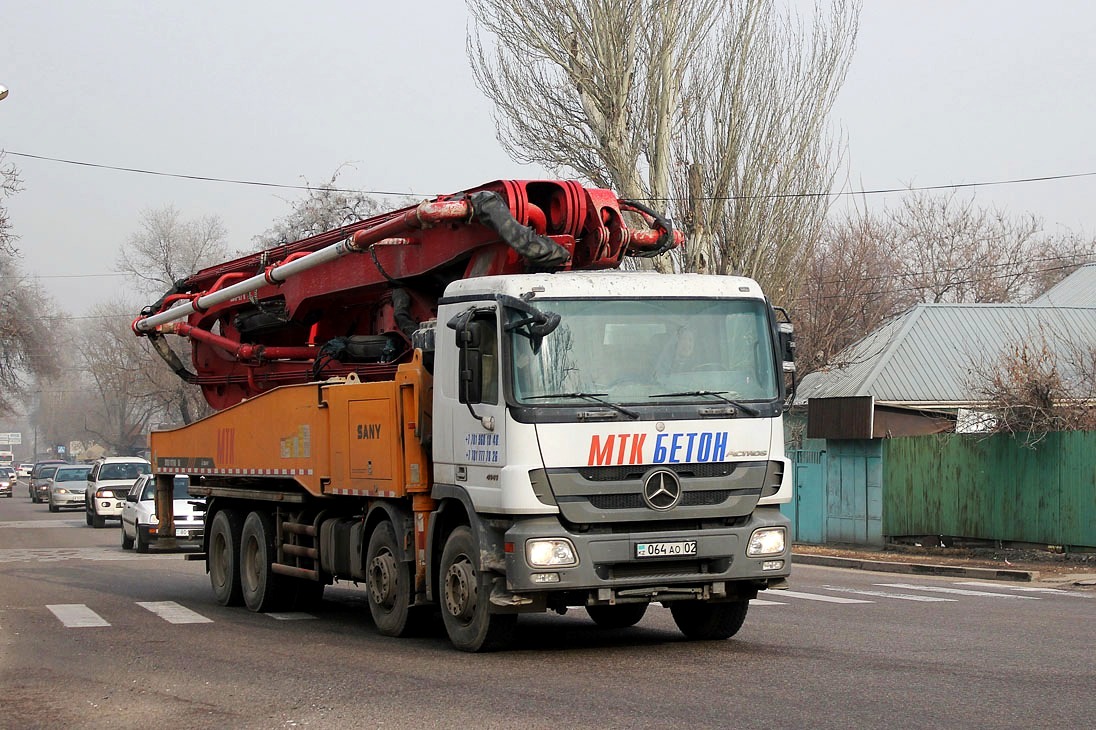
[0,467,14,498]
[85,456,151,527]
[30,462,65,503]
[48,464,93,512]
[17,463,34,479]
[120,474,203,552]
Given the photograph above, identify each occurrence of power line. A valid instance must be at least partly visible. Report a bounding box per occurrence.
[7,149,1096,202]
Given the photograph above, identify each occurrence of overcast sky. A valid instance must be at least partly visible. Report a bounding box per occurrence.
[3,1,1096,317]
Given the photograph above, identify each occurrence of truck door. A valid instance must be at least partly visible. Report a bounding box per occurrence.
[432,306,507,510]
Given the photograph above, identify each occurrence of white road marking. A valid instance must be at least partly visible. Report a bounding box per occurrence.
[47,604,110,627]
[820,585,956,602]
[137,601,213,624]
[875,583,1041,599]
[778,590,872,604]
[267,612,317,621]
[955,582,1085,596]
[0,547,179,563]
[0,520,87,529]
[750,598,787,606]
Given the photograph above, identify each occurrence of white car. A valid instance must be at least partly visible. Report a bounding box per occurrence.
[120,474,203,553]
[85,456,151,528]
[17,463,34,479]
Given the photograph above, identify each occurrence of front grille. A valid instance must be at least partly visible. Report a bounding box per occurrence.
[588,488,760,510]
[576,462,749,482]
[596,557,731,580]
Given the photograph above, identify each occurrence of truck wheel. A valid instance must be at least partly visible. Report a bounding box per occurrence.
[585,603,648,629]
[240,510,285,612]
[209,509,244,606]
[121,524,134,550]
[366,521,415,636]
[670,600,749,640]
[439,526,516,652]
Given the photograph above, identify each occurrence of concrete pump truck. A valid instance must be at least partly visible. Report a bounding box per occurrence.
[132,179,795,651]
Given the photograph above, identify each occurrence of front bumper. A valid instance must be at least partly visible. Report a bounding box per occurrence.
[51,492,84,507]
[138,523,204,543]
[92,498,126,517]
[502,507,790,603]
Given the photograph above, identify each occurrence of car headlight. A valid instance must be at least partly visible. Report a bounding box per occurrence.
[747,527,786,557]
[98,490,115,499]
[526,539,578,568]
[56,488,69,494]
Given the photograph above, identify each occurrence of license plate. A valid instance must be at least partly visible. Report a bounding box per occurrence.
[635,541,697,558]
[176,529,193,537]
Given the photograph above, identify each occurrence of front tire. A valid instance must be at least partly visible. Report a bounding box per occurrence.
[670,600,749,640]
[135,528,149,554]
[208,509,244,606]
[48,500,58,513]
[586,603,649,629]
[240,510,285,612]
[366,520,414,636]
[439,526,515,652]
[121,524,134,550]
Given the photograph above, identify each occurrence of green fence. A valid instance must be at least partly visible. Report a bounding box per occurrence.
[883,431,1096,549]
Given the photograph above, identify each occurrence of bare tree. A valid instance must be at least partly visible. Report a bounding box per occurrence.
[888,191,1092,304]
[80,302,166,455]
[793,210,915,377]
[468,0,860,298]
[254,167,397,249]
[116,205,228,295]
[968,335,1096,442]
[0,156,61,414]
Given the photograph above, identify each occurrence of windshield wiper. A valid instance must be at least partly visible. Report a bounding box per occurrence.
[524,392,640,420]
[649,390,761,416]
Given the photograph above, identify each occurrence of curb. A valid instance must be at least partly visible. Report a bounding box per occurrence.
[792,553,1037,582]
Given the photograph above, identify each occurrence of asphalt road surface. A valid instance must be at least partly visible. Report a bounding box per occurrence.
[2,488,1093,729]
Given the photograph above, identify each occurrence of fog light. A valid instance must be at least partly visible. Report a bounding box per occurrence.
[526,539,578,568]
[101,501,111,508]
[531,573,561,583]
[747,527,786,557]
[762,560,784,571]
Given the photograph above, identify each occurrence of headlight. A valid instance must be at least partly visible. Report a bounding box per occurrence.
[526,539,578,568]
[98,490,115,499]
[747,527,786,557]
[57,488,69,494]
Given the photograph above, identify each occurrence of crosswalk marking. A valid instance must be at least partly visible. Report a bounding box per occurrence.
[955,582,1087,596]
[48,604,109,627]
[778,590,872,604]
[138,601,213,624]
[750,598,787,606]
[820,585,957,602]
[267,612,318,621]
[875,583,1041,599]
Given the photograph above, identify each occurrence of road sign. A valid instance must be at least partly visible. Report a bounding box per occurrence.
[0,432,22,445]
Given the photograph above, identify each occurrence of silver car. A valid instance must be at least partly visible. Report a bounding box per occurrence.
[48,465,93,512]
[120,474,204,553]
[0,467,14,498]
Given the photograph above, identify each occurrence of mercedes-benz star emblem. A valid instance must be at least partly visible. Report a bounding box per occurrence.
[642,469,682,511]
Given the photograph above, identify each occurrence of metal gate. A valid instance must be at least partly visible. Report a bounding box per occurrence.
[787,449,826,544]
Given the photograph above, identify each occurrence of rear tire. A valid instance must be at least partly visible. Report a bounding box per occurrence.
[366,521,415,636]
[670,600,749,640]
[439,526,516,652]
[240,510,285,612]
[208,509,244,607]
[586,603,649,629]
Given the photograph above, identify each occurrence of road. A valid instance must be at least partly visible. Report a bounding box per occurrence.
[2,488,1093,729]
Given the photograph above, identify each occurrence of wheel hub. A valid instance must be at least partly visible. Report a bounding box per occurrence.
[443,559,476,621]
[368,551,397,607]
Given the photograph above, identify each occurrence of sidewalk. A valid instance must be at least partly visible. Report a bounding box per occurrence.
[791,544,1096,586]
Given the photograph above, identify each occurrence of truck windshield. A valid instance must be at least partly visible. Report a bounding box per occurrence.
[508,298,777,405]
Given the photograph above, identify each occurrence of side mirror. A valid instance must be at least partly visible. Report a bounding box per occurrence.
[126,494,137,503]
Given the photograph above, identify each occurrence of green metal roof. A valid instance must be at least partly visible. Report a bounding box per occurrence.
[795,303,1096,407]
